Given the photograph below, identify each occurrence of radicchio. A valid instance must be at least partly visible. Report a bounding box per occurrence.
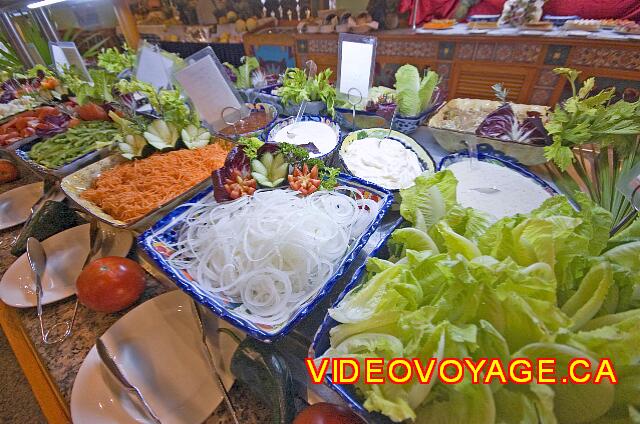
[212,146,249,202]
[476,104,549,145]
[35,113,71,137]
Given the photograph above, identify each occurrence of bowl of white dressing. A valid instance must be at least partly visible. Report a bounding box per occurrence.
[340,128,436,191]
[440,152,557,219]
[267,115,342,163]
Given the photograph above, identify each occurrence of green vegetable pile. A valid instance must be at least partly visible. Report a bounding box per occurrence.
[277,68,336,117]
[322,170,640,423]
[28,121,118,169]
[96,45,136,75]
[110,79,208,158]
[544,68,640,172]
[60,68,118,106]
[224,56,260,89]
[394,64,439,117]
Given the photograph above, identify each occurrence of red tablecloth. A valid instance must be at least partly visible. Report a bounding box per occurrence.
[399,0,640,24]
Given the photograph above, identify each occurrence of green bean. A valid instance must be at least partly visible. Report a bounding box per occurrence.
[28,121,118,169]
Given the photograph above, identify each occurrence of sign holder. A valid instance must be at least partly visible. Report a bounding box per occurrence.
[134,41,180,91]
[49,41,92,83]
[336,33,377,110]
[173,46,249,133]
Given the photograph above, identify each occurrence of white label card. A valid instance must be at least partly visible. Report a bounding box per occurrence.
[50,42,92,83]
[135,46,175,90]
[174,55,243,131]
[338,40,375,103]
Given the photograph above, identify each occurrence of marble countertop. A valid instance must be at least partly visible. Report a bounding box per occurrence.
[0,161,270,423]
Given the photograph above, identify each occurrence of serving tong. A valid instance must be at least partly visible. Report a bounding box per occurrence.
[192,300,240,424]
[25,218,106,345]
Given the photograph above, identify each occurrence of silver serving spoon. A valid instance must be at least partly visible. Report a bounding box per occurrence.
[96,337,162,424]
[470,186,501,194]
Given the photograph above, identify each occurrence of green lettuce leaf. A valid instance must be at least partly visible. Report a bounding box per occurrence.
[400,170,457,232]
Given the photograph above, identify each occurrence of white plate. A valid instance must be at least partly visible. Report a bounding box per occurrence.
[0,224,133,308]
[71,290,238,424]
[0,182,65,230]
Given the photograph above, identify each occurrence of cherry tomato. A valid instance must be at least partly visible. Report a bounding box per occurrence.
[76,257,146,313]
[224,168,257,199]
[293,403,366,424]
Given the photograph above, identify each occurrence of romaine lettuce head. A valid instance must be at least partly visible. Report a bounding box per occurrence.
[400,170,457,232]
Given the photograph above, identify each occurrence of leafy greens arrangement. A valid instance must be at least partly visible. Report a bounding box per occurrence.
[109,78,205,158]
[224,56,260,89]
[60,67,118,106]
[394,64,440,117]
[277,67,336,117]
[97,45,136,75]
[543,68,640,233]
[321,169,640,423]
[544,68,640,172]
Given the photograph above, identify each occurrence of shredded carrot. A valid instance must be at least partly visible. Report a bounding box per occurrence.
[81,143,230,222]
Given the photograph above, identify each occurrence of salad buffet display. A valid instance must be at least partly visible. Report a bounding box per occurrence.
[1,41,640,424]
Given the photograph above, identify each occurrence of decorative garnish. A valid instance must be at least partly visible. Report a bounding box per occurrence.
[237,136,264,160]
[492,83,509,103]
[251,151,288,188]
[224,168,257,199]
[288,163,321,195]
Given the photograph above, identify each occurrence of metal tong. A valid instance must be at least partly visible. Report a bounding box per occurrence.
[191,300,239,424]
[25,220,104,345]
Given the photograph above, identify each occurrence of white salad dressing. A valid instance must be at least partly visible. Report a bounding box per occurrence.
[446,159,552,219]
[272,121,338,157]
[342,137,423,190]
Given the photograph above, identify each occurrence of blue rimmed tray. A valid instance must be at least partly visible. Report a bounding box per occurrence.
[309,217,405,423]
[439,150,558,197]
[138,173,394,342]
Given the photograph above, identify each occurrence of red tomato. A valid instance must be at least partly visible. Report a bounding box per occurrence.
[76,103,108,121]
[293,403,366,424]
[76,257,146,313]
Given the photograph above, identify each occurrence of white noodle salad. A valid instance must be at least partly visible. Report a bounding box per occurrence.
[165,188,380,326]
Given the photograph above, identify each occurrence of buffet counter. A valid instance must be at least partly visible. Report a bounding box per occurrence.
[243,27,640,106]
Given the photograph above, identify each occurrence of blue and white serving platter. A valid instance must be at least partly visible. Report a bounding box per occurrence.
[309,217,404,423]
[138,173,393,342]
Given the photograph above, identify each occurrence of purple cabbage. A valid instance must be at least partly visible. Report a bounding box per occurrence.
[212,146,250,202]
[476,104,549,145]
[35,114,71,137]
[476,103,515,139]
[0,90,16,104]
[224,65,237,84]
